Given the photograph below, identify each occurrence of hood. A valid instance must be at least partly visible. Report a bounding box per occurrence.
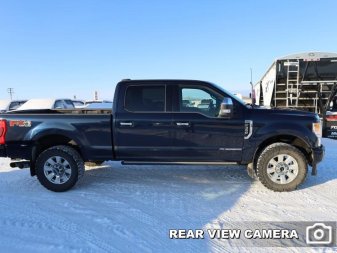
[251,106,319,121]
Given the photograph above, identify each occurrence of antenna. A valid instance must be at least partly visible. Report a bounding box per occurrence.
[250,68,253,88]
[7,88,14,100]
[250,68,255,105]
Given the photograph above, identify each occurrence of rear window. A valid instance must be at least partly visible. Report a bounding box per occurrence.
[125,85,165,112]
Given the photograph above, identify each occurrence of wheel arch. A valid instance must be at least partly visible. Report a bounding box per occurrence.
[252,134,312,170]
[30,134,85,176]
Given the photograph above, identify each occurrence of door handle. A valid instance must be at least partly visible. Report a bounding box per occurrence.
[153,122,166,126]
[176,122,190,127]
[120,122,133,127]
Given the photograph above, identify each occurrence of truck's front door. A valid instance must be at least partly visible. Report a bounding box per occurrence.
[171,82,245,162]
[114,82,175,160]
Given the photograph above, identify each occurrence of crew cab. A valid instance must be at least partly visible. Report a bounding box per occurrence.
[0,79,324,192]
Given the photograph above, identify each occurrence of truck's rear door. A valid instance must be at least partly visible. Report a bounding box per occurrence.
[114,81,175,161]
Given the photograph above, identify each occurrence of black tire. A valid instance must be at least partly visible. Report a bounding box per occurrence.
[256,143,307,192]
[35,145,84,192]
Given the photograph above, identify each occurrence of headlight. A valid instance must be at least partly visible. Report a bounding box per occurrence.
[312,121,322,146]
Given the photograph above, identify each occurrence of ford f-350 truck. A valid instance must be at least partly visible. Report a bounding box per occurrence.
[0,79,324,192]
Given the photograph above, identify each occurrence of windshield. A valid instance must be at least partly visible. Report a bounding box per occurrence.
[17,99,55,110]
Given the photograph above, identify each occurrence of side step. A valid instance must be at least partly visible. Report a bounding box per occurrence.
[10,160,30,169]
[122,161,239,166]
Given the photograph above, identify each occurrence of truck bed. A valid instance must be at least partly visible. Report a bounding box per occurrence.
[1,110,113,161]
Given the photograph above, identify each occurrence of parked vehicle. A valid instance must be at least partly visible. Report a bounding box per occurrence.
[0,100,27,113]
[85,100,113,105]
[253,52,337,139]
[324,96,337,138]
[71,100,85,108]
[0,79,324,192]
[16,99,75,111]
[84,102,113,110]
[253,52,337,114]
[197,99,214,109]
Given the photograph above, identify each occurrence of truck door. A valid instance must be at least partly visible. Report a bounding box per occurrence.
[171,82,245,162]
[114,82,175,160]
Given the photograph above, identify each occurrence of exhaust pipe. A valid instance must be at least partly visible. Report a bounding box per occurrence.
[10,161,30,169]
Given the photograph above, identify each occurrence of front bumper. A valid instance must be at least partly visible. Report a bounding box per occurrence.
[311,145,325,175]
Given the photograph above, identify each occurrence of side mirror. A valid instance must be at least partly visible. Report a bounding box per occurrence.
[219,97,233,118]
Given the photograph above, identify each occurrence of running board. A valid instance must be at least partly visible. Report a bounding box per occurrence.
[121,161,239,166]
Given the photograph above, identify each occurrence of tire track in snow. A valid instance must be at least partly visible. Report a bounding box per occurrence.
[0,196,122,253]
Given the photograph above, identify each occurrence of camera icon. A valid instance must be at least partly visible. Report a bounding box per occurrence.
[306,223,332,245]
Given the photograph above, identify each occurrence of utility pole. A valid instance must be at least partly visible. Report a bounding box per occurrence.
[7,88,14,100]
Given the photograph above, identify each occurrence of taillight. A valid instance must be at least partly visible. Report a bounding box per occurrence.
[326,115,337,121]
[0,120,7,145]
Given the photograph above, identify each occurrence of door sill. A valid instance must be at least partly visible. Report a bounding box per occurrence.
[121,161,239,165]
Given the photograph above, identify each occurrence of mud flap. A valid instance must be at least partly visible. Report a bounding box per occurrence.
[311,163,317,176]
[247,163,257,179]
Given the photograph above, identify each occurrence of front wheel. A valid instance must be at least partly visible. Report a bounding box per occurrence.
[256,143,307,192]
[35,145,84,192]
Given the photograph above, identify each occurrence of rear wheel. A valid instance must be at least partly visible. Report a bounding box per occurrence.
[35,145,84,192]
[256,143,307,192]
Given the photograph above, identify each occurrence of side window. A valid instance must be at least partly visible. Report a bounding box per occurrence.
[64,100,75,109]
[54,100,64,109]
[125,85,165,112]
[180,87,224,117]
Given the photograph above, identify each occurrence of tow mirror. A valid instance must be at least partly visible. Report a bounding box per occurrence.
[219,97,233,118]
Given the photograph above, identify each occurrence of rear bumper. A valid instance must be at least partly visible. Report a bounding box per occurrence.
[0,145,6,157]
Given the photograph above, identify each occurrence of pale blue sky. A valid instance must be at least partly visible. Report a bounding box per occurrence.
[0,0,336,100]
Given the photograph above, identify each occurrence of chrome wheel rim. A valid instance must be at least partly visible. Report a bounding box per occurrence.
[267,154,299,184]
[43,156,72,184]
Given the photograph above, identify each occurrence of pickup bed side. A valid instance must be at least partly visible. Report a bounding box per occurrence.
[1,113,113,169]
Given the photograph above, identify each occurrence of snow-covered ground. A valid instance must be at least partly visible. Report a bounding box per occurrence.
[0,139,336,253]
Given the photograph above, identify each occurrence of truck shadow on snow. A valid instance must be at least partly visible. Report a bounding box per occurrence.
[78,163,252,250]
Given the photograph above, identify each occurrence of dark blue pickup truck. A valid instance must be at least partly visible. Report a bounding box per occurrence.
[0,79,324,192]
